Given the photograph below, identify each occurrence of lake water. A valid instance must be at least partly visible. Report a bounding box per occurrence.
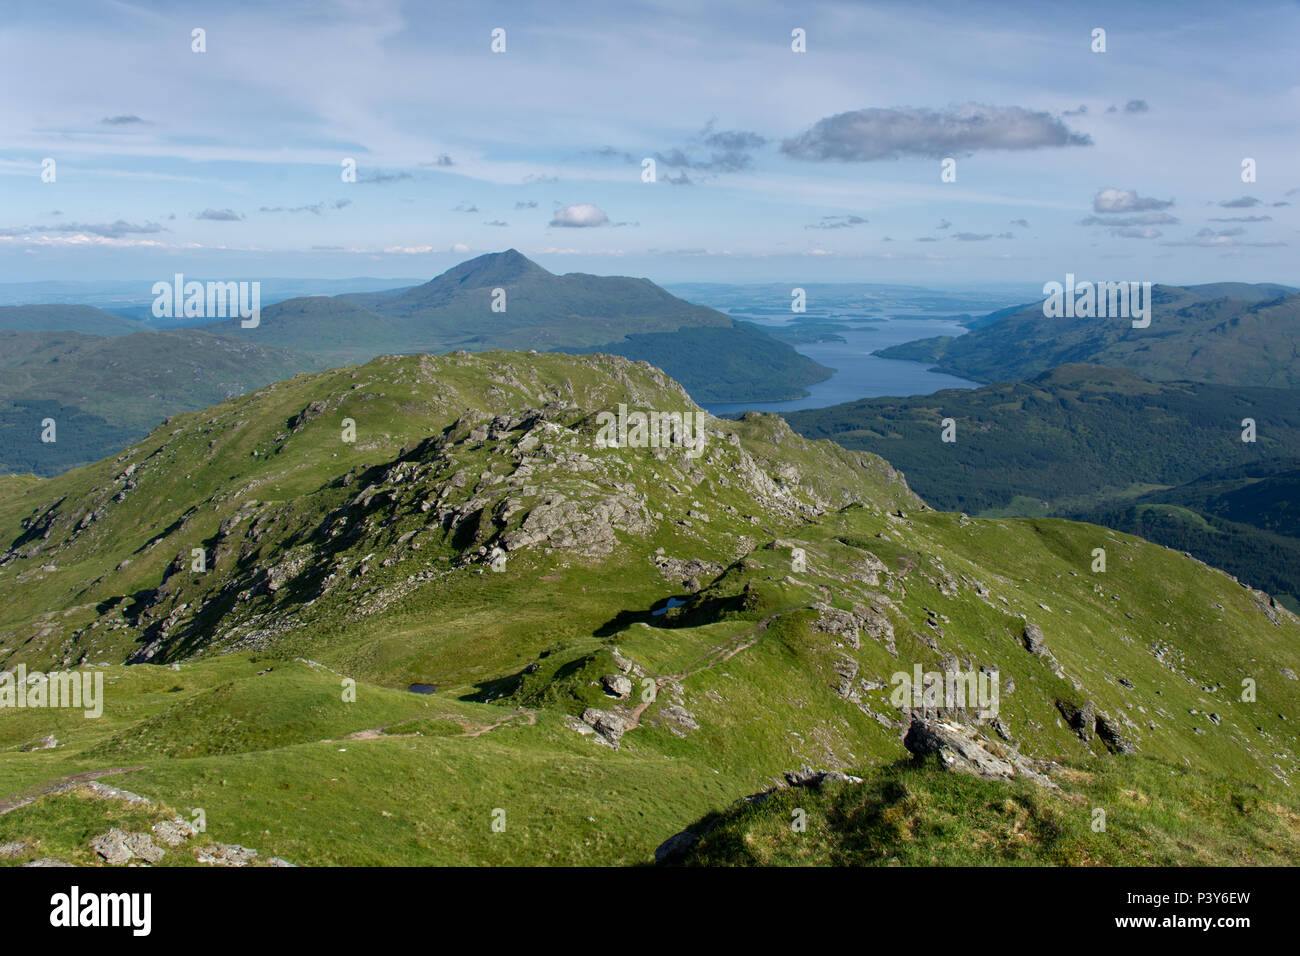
[702,315,981,417]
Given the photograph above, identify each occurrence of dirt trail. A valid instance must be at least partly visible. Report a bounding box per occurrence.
[341,707,536,741]
[625,615,775,730]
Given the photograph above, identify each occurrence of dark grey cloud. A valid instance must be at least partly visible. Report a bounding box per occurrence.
[781,104,1091,161]
[687,120,768,171]
[653,143,756,173]
[1219,196,1261,208]
[702,128,767,151]
[194,208,243,221]
[603,121,767,179]
[1124,99,1150,113]
[101,114,149,126]
[806,214,868,230]
[1092,188,1174,213]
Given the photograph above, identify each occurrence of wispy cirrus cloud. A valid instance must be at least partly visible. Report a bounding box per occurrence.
[259,199,351,215]
[357,169,413,185]
[1,219,165,238]
[805,214,868,230]
[1079,212,1178,226]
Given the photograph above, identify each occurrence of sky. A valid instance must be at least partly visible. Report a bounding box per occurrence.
[1,0,1298,286]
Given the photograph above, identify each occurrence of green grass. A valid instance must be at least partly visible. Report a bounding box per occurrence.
[0,350,1296,865]
[674,756,1300,866]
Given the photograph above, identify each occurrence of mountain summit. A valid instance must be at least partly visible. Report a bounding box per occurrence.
[429,248,553,290]
[211,251,831,403]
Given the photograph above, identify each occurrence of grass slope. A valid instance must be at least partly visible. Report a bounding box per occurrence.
[0,352,1296,866]
[783,364,1300,609]
[0,329,324,476]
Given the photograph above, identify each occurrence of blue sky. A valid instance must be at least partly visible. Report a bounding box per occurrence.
[1,0,1298,285]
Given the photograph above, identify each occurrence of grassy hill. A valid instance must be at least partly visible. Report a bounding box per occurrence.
[1065,459,1300,610]
[0,330,324,476]
[1120,458,1300,537]
[670,757,1300,866]
[878,285,1300,387]
[208,250,831,403]
[784,364,1300,609]
[784,364,1300,512]
[0,304,149,337]
[0,352,1295,866]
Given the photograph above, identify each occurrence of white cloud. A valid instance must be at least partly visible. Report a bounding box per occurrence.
[549,204,609,228]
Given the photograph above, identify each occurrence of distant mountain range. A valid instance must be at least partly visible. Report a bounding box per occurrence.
[203,250,829,402]
[0,251,829,475]
[879,282,1300,386]
[0,305,150,337]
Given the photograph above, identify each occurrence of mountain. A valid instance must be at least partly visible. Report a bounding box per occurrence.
[208,250,831,402]
[784,364,1300,513]
[1115,457,1300,538]
[0,304,149,336]
[783,364,1300,609]
[878,285,1300,387]
[0,329,324,475]
[1065,458,1300,610]
[0,351,1295,866]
